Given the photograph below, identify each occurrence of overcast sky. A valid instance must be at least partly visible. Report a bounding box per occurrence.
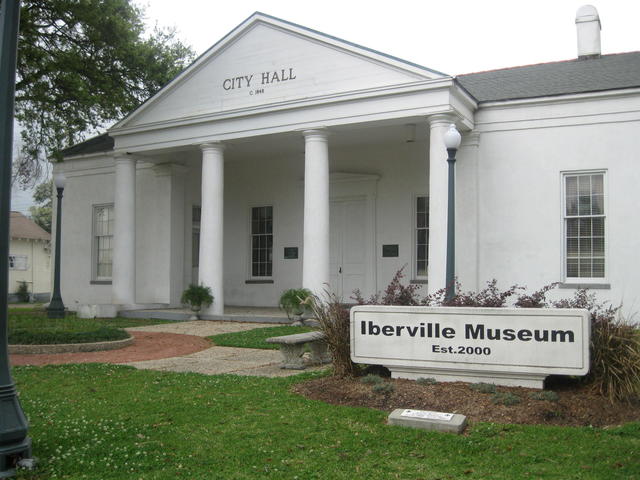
[11,0,640,213]
[142,0,639,75]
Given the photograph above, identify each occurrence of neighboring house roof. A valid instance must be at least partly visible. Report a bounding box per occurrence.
[457,51,640,103]
[10,211,51,241]
[60,133,114,157]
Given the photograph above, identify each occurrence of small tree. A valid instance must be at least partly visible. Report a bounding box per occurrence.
[28,179,52,233]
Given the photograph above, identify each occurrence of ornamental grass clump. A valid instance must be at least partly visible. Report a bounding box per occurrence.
[491,392,521,406]
[416,377,438,385]
[360,374,384,385]
[372,382,395,394]
[529,391,560,402]
[552,290,640,402]
[469,382,497,394]
[306,293,358,378]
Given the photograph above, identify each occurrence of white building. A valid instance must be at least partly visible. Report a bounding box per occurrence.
[9,211,51,301]
[56,7,640,315]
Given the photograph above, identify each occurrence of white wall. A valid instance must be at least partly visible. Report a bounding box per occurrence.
[475,92,640,313]
[9,238,51,295]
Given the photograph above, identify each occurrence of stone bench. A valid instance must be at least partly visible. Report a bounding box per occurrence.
[265,331,330,369]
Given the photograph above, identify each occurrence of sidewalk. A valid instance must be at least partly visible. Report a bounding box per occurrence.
[124,321,327,377]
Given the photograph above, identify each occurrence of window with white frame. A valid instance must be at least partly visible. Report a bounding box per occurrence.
[415,196,429,278]
[93,205,114,279]
[251,206,273,277]
[564,172,605,279]
[9,254,27,270]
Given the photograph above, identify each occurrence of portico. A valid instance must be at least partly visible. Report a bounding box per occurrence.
[56,12,477,314]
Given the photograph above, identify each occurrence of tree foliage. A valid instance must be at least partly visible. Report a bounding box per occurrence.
[13,0,195,186]
[28,179,52,233]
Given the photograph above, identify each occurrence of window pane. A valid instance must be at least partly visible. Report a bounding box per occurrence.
[417,229,427,244]
[593,237,604,256]
[417,196,426,213]
[566,238,578,256]
[592,195,604,215]
[417,212,426,228]
[578,175,591,195]
[579,259,592,277]
[578,218,591,237]
[593,259,605,277]
[417,261,427,277]
[578,195,591,215]
[566,176,578,196]
[566,196,578,216]
[591,174,603,194]
[567,259,579,277]
[566,219,578,237]
[592,217,604,236]
[579,238,592,257]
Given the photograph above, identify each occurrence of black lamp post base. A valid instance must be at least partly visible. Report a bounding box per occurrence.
[46,299,65,319]
[0,436,33,478]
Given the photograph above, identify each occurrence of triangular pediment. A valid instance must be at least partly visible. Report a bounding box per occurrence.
[113,13,447,130]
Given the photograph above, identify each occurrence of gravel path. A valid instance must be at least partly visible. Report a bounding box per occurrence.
[12,320,326,377]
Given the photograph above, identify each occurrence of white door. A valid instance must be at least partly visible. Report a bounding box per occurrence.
[330,198,368,299]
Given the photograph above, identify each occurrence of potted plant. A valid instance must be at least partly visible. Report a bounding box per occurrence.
[279,288,312,325]
[181,284,214,320]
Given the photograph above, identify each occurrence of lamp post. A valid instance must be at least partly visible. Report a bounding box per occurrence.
[443,124,461,302]
[47,172,66,319]
[1,0,36,476]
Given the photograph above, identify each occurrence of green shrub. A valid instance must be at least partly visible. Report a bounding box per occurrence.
[279,288,312,320]
[360,374,384,385]
[529,391,560,402]
[15,281,30,303]
[469,382,497,394]
[181,284,213,310]
[416,377,438,385]
[492,392,521,406]
[372,383,394,394]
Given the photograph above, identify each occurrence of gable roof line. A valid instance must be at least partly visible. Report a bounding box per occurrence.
[111,11,448,131]
[252,12,448,77]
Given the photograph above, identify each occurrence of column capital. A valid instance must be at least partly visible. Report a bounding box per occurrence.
[113,153,137,166]
[302,128,329,142]
[200,142,225,154]
[427,114,458,129]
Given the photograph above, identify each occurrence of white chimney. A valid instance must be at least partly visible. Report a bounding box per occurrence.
[576,5,601,58]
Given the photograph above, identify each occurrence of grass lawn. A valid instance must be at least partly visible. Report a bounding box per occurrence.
[11,364,640,479]
[8,312,173,345]
[209,325,315,349]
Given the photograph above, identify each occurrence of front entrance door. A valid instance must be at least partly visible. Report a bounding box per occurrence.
[330,198,368,299]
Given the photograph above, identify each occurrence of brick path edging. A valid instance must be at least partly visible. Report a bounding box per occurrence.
[9,336,134,354]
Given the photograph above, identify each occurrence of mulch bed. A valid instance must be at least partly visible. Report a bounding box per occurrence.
[292,375,640,427]
[10,331,211,366]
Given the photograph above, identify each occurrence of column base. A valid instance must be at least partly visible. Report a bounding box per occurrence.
[0,437,33,479]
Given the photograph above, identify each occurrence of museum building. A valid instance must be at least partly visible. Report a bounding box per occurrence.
[55,7,640,315]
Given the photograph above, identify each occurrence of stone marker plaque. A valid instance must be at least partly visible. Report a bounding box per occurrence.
[400,409,453,421]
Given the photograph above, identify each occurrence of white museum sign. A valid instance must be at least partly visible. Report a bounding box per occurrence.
[350,306,590,388]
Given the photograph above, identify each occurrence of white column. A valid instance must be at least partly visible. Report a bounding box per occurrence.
[302,129,330,296]
[112,155,137,306]
[199,143,225,315]
[427,116,455,294]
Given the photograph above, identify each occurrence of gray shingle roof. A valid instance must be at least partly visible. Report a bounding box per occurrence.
[61,133,114,157]
[456,52,640,102]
